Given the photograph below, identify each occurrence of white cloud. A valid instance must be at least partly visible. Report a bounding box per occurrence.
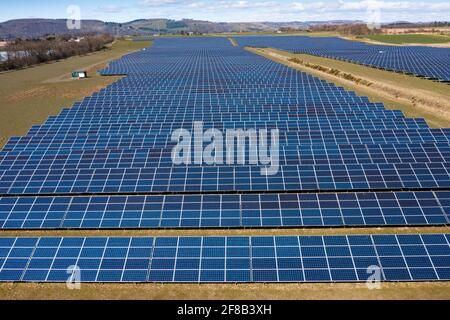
[186,2,204,8]
[97,5,127,14]
[429,2,450,10]
[216,1,279,9]
[337,1,450,11]
[91,0,450,23]
[138,0,191,6]
[292,2,305,11]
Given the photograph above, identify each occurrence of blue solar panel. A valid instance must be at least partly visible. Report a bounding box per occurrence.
[1,162,449,195]
[0,234,449,283]
[0,37,446,200]
[5,129,450,153]
[235,36,450,82]
[0,37,449,285]
[0,191,448,229]
[24,118,429,137]
[1,141,450,169]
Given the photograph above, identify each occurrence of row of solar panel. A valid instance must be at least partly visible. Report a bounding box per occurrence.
[55,108,395,118]
[77,93,377,100]
[78,96,372,102]
[87,89,377,95]
[21,128,440,145]
[1,234,449,282]
[61,104,395,113]
[44,112,406,124]
[71,99,379,106]
[1,162,450,195]
[5,129,450,153]
[51,106,402,114]
[49,113,402,122]
[1,143,450,171]
[4,141,447,155]
[51,104,397,111]
[25,120,430,137]
[71,99,379,105]
[30,118,427,127]
[0,192,448,229]
[234,36,450,82]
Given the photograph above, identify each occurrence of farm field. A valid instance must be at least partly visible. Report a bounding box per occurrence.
[361,34,450,44]
[131,31,340,40]
[1,280,450,300]
[3,0,450,304]
[0,40,151,147]
[0,35,450,301]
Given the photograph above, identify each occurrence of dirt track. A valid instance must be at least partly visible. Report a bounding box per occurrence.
[345,37,450,48]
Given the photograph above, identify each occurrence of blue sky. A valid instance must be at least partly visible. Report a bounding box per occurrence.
[1,0,449,23]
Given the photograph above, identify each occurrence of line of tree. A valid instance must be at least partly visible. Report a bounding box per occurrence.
[384,21,450,28]
[0,33,114,72]
[177,31,203,36]
[310,24,382,35]
[279,27,307,33]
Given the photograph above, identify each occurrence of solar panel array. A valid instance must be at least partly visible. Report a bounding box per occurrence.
[235,36,450,82]
[2,39,450,198]
[1,234,450,283]
[0,37,449,283]
[0,191,449,229]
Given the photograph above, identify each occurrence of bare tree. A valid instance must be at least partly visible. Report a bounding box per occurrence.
[0,34,114,71]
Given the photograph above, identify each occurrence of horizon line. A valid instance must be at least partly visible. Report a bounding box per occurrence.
[1,17,449,24]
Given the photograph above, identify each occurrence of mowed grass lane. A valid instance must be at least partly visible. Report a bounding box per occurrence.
[361,34,450,44]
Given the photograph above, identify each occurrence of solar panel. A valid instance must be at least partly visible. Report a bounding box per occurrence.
[0,234,449,283]
[0,37,449,284]
[235,36,450,82]
[5,129,450,153]
[0,192,448,229]
[25,118,429,137]
[0,162,449,195]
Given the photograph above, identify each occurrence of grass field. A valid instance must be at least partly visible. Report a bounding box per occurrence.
[2,282,450,300]
[228,37,238,46]
[0,37,450,300]
[217,32,339,37]
[131,32,339,40]
[360,34,450,44]
[133,32,450,45]
[0,40,151,148]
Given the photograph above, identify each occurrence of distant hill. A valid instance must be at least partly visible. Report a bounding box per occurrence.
[0,19,113,39]
[0,18,365,39]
